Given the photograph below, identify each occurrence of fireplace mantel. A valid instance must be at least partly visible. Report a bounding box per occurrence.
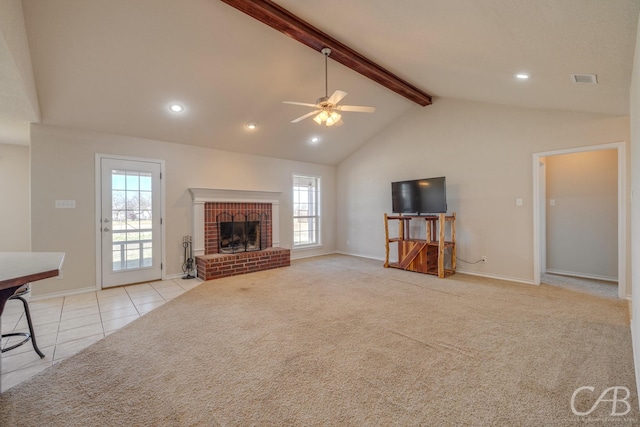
[189,188,281,256]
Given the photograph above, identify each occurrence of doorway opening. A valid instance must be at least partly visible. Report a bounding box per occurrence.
[532,142,627,299]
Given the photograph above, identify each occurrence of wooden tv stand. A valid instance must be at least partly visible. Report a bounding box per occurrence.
[384,213,456,278]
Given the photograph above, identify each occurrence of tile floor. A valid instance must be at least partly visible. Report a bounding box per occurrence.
[1,277,202,392]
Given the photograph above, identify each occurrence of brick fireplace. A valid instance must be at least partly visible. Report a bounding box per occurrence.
[189,188,290,280]
[204,202,272,254]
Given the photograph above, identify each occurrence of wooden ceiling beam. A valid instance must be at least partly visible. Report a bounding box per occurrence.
[220,0,432,106]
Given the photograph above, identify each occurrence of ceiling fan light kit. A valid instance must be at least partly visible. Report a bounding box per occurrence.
[313,109,342,126]
[284,47,375,127]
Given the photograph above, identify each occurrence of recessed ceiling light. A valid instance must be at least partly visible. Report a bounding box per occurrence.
[246,122,258,130]
[169,104,184,113]
[515,74,529,80]
[311,137,320,144]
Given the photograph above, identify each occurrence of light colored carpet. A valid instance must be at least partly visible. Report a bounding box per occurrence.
[542,272,618,299]
[0,255,636,426]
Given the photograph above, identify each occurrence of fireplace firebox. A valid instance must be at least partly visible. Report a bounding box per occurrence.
[217,212,267,254]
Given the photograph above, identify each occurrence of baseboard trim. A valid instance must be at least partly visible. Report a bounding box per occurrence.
[335,251,535,285]
[334,251,385,262]
[455,268,534,285]
[30,286,97,301]
[632,322,640,411]
[164,273,200,281]
[545,269,617,283]
[30,275,202,300]
[291,250,336,260]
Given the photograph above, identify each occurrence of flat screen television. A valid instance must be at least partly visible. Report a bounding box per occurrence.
[391,177,447,214]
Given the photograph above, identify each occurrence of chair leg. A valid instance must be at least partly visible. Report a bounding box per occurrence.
[15,295,45,359]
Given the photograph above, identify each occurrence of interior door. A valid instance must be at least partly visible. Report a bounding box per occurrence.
[100,157,162,288]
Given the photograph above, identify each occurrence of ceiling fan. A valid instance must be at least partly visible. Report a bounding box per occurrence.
[283,47,376,127]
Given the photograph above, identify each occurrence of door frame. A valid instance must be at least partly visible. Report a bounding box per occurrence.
[532,142,627,299]
[95,153,166,290]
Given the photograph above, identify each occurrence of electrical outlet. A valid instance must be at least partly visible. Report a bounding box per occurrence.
[481,256,487,263]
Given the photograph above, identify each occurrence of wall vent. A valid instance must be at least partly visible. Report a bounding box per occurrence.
[570,74,597,84]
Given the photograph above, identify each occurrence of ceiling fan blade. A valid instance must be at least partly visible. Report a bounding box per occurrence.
[283,101,318,108]
[337,105,376,113]
[291,110,320,123]
[327,90,347,105]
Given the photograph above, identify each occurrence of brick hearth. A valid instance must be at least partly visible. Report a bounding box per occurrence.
[196,247,290,280]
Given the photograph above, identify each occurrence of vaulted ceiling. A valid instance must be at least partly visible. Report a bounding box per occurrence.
[1,0,639,165]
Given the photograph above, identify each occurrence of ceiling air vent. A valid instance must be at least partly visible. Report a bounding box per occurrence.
[570,74,597,84]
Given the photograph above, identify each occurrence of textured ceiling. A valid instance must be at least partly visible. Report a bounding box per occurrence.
[0,0,638,164]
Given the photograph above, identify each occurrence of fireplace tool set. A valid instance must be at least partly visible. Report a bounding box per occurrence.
[182,235,195,279]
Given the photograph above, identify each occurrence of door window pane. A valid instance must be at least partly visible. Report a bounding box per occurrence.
[111,170,153,271]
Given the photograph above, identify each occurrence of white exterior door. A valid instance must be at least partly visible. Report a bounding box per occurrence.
[100,157,162,288]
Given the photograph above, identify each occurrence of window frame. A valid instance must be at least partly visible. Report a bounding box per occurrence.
[292,174,321,248]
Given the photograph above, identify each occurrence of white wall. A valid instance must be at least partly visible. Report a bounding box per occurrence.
[630,7,640,410]
[336,98,629,283]
[0,0,39,120]
[545,150,618,280]
[30,124,336,296]
[0,143,30,251]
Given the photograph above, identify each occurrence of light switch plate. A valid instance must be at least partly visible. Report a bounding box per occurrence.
[55,200,76,209]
